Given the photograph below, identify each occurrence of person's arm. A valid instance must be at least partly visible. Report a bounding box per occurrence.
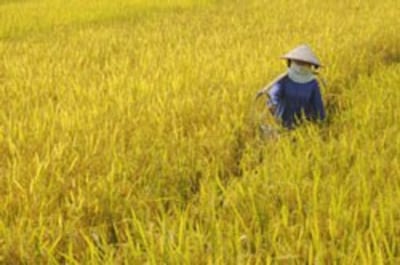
[267,82,282,114]
[311,83,326,121]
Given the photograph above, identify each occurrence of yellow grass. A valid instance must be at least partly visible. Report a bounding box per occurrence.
[0,0,399,263]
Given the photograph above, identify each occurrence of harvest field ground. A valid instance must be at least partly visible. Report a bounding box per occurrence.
[1,0,400,264]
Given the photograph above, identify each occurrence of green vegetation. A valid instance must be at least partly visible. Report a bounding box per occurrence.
[0,0,399,263]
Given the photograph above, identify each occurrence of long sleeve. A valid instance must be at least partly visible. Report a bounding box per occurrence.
[311,84,326,120]
[267,82,283,107]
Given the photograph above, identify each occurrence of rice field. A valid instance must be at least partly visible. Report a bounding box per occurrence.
[0,0,400,263]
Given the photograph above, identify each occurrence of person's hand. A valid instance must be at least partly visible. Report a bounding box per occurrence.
[255,90,265,99]
[268,105,276,115]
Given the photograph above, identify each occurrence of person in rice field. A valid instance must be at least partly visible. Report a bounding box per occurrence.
[257,44,326,129]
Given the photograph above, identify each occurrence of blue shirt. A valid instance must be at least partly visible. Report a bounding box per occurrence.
[268,76,325,128]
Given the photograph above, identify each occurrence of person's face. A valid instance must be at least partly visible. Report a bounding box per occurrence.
[290,60,314,75]
[292,60,312,68]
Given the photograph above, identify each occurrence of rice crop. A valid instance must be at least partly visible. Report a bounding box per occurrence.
[0,0,399,263]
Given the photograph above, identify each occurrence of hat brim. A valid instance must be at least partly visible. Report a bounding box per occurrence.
[281,56,322,67]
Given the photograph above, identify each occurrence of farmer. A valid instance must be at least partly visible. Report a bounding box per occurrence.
[257,44,326,129]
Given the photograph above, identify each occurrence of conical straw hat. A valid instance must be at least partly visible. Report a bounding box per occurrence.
[281,44,321,66]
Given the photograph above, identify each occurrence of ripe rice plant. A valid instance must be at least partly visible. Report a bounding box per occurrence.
[0,0,399,263]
